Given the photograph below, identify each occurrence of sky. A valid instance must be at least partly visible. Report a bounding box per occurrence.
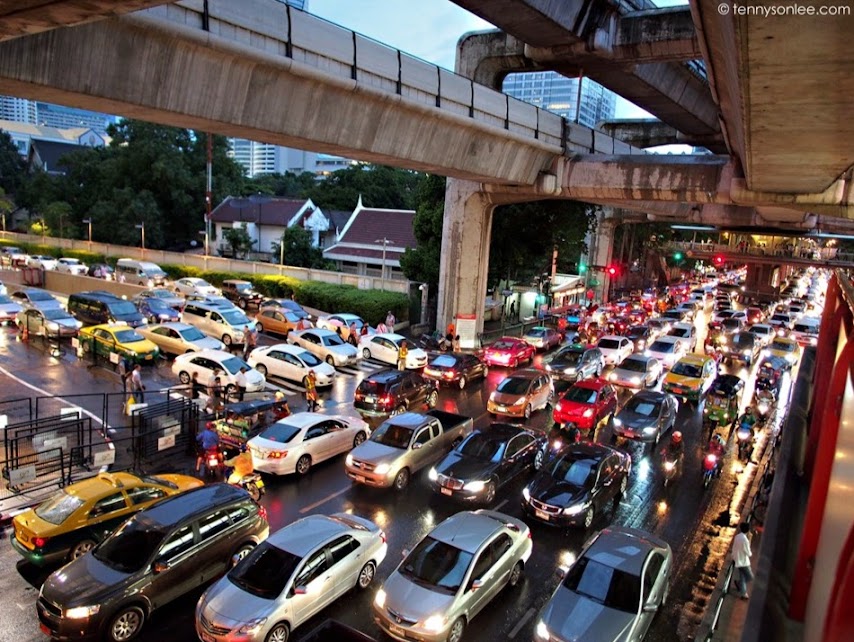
[309,0,690,120]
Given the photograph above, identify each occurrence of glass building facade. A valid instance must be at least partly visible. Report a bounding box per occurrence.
[502,72,616,129]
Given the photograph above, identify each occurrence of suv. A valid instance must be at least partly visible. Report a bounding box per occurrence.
[220,279,264,309]
[353,368,438,417]
[37,484,268,642]
[544,344,604,382]
[181,300,255,346]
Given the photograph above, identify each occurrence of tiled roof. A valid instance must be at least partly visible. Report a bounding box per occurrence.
[29,140,79,173]
[323,247,405,262]
[210,196,313,226]
[337,207,416,249]
[326,210,351,233]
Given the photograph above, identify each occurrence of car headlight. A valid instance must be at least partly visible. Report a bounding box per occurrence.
[489,392,497,402]
[545,364,552,371]
[64,605,100,619]
[612,418,622,427]
[742,349,751,355]
[345,454,353,467]
[522,486,531,501]
[46,322,59,330]
[563,501,590,516]
[513,397,527,406]
[159,313,171,319]
[375,588,386,608]
[464,480,487,493]
[609,373,617,381]
[785,354,795,363]
[237,618,268,635]
[428,467,438,481]
[564,367,576,375]
[374,463,391,476]
[630,376,641,384]
[643,426,657,435]
[757,403,769,414]
[810,337,817,345]
[535,620,550,640]
[663,461,675,472]
[423,615,446,632]
[582,409,594,418]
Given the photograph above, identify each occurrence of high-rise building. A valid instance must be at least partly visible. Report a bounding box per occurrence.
[0,96,37,123]
[0,96,115,134]
[502,72,616,130]
[276,0,308,10]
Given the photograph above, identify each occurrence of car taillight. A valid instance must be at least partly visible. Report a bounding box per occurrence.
[443,371,455,379]
[268,451,287,459]
[380,530,387,544]
[33,536,49,548]
[555,402,563,412]
[355,392,364,401]
[258,506,268,521]
[380,395,393,406]
[526,530,532,540]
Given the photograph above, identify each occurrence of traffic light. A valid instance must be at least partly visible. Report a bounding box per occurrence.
[607,264,618,277]
[578,262,587,274]
[713,254,725,266]
[673,251,684,261]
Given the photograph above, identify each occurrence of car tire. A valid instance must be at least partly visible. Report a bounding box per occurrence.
[484,481,496,505]
[458,376,467,390]
[619,474,628,495]
[427,390,439,409]
[222,334,232,346]
[232,543,255,566]
[178,371,190,385]
[362,347,371,360]
[534,447,545,470]
[68,538,96,560]
[326,355,335,366]
[508,561,524,588]
[356,561,376,590]
[523,404,532,420]
[106,605,145,642]
[447,618,465,642]
[353,431,367,448]
[583,506,595,529]
[393,468,410,491]
[296,454,312,475]
[265,622,290,642]
[256,323,265,334]
[255,364,268,377]
[238,298,247,309]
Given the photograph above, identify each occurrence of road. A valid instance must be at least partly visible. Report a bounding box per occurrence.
[0,304,793,642]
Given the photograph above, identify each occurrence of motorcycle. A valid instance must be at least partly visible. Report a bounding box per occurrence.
[702,453,720,488]
[661,453,681,487]
[549,423,582,452]
[753,389,776,425]
[736,424,755,462]
[201,447,223,479]
[231,472,265,502]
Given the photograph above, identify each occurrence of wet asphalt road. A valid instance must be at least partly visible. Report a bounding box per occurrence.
[0,304,794,642]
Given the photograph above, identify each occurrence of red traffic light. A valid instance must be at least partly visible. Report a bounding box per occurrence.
[713,254,725,266]
[607,265,618,276]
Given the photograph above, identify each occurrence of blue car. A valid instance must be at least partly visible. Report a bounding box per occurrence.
[135,296,180,323]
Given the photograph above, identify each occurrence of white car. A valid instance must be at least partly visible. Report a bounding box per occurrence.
[749,323,775,346]
[172,349,265,395]
[596,335,634,366]
[769,312,793,334]
[675,302,698,320]
[26,255,58,270]
[248,343,336,387]
[667,322,698,353]
[248,412,370,475]
[0,294,24,324]
[55,257,88,275]
[316,313,368,340]
[173,277,220,297]
[645,336,687,369]
[711,308,735,324]
[359,333,428,369]
[289,328,360,367]
[138,322,225,355]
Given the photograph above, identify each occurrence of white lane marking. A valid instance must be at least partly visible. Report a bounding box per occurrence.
[298,486,351,514]
[0,364,105,427]
[263,381,296,396]
[508,607,536,638]
[494,498,509,511]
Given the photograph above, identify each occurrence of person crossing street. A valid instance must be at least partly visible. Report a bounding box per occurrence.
[304,369,319,412]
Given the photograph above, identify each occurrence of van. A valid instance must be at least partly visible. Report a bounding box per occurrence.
[115,258,167,286]
[37,484,269,642]
[181,300,256,346]
[68,291,146,327]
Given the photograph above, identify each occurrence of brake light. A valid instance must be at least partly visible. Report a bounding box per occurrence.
[556,402,563,412]
[267,451,287,459]
[257,506,268,521]
[527,530,532,540]
[380,395,393,406]
[380,530,387,544]
[33,536,48,548]
[443,371,455,379]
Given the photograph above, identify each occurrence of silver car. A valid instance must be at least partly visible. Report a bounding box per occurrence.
[196,513,387,642]
[610,390,679,446]
[607,355,662,389]
[373,510,532,642]
[535,527,672,642]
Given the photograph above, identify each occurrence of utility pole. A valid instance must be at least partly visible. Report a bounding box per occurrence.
[205,133,213,255]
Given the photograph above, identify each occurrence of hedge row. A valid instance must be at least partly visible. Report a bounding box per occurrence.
[0,239,409,324]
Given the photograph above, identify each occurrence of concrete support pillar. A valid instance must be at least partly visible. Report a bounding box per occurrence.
[437,179,495,349]
[586,209,616,303]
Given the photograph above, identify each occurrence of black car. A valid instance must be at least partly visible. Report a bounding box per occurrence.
[37,484,269,642]
[354,368,438,417]
[428,424,546,504]
[544,344,604,383]
[423,352,487,389]
[259,297,311,320]
[521,442,631,529]
[626,325,652,352]
[721,331,761,365]
[610,390,679,447]
[221,279,264,309]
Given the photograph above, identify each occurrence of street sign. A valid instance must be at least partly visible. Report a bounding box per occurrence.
[93,449,116,467]
[157,435,176,451]
[8,465,36,486]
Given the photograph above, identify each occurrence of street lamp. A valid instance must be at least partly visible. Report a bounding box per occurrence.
[135,222,145,254]
[40,217,46,243]
[82,218,92,249]
[375,237,390,291]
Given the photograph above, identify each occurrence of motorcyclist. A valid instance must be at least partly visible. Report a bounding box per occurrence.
[664,431,684,462]
[195,422,221,473]
[550,422,582,450]
[225,444,254,485]
[272,391,291,420]
[706,433,726,476]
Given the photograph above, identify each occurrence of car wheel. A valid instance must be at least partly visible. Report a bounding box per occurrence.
[534,447,545,470]
[222,334,232,346]
[353,431,367,448]
[427,389,439,408]
[393,468,410,491]
[265,622,290,642]
[362,347,371,360]
[106,605,145,642]
[508,561,524,588]
[255,363,268,377]
[296,454,312,475]
[619,474,628,495]
[458,376,467,390]
[326,355,335,366]
[484,481,496,505]
[232,543,255,566]
[178,371,190,385]
[448,618,465,642]
[256,323,265,334]
[357,561,376,590]
[237,298,246,309]
[523,404,532,419]
[68,538,96,560]
[583,506,595,529]
[148,315,157,324]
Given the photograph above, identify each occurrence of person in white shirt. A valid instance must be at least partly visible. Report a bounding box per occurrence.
[731,522,753,599]
[235,367,248,402]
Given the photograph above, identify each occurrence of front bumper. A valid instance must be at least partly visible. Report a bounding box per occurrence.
[552,411,594,430]
[663,384,701,400]
[613,426,659,443]
[521,498,585,527]
[373,606,450,642]
[487,399,527,417]
[345,465,395,488]
[37,596,104,641]
[429,480,485,503]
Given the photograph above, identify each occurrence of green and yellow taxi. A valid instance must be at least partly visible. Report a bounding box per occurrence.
[765,336,801,367]
[78,322,160,364]
[662,354,717,401]
[10,472,202,566]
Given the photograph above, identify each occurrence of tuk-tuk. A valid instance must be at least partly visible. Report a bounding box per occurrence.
[756,356,788,392]
[703,374,745,437]
[212,397,290,454]
[704,321,725,355]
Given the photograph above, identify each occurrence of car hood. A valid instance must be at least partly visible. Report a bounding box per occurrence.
[245,369,265,386]
[55,317,81,328]
[492,391,526,406]
[41,553,132,608]
[328,343,358,357]
[195,336,225,350]
[549,356,581,371]
[434,451,497,482]
[529,476,588,508]
[541,585,636,642]
[309,362,336,378]
[382,571,456,624]
[351,440,405,465]
[0,302,22,313]
[663,373,701,389]
[201,577,270,629]
[614,410,657,431]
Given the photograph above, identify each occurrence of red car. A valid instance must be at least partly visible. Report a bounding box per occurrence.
[746,307,765,324]
[553,379,620,431]
[482,336,536,368]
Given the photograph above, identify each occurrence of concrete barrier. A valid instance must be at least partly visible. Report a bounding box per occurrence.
[44,271,146,299]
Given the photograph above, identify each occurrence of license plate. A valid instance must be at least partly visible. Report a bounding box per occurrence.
[144,354,152,360]
[364,396,375,403]
[200,632,215,642]
[389,625,404,637]
[40,623,51,636]
[535,509,549,521]
[624,430,635,438]
[354,475,366,483]
[441,487,453,496]
[495,405,506,412]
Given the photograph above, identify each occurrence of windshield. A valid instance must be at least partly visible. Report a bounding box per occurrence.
[178,326,206,341]
[259,422,302,444]
[671,362,702,378]
[399,536,473,594]
[233,283,252,292]
[618,358,647,373]
[496,377,531,395]
[563,556,641,613]
[627,327,647,339]
[221,356,251,375]
[28,291,54,302]
[114,329,145,343]
[458,433,504,462]
[554,350,582,366]
[772,315,790,322]
[598,339,620,350]
[151,290,172,299]
[562,386,598,404]
[62,258,81,265]
[227,541,301,599]
[771,341,796,353]
[93,516,167,573]
[722,319,741,331]
[668,327,689,338]
[625,399,660,417]
[527,328,547,337]
[145,299,171,312]
[432,355,458,368]
[34,491,84,524]
[321,334,345,347]
[143,267,165,277]
[793,324,817,334]
[394,338,416,350]
[732,334,754,347]
[491,340,517,351]
[550,456,595,487]
[649,341,675,353]
[221,310,250,326]
[299,351,322,367]
[0,295,12,304]
[371,422,414,449]
[109,301,138,316]
[43,308,71,321]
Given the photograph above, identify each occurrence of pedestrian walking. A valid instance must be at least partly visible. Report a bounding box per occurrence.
[348,322,358,346]
[208,368,222,397]
[117,355,131,395]
[207,376,224,414]
[235,367,248,402]
[385,310,396,330]
[731,522,753,599]
[243,325,257,360]
[130,364,145,403]
[304,369,318,412]
[397,341,409,370]
[509,301,516,321]
[452,335,461,353]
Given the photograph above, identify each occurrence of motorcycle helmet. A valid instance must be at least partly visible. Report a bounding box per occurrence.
[671,431,682,444]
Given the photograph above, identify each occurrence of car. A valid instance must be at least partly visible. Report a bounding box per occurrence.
[134,295,181,323]
[423,352,488,389]
[0,293,24,324]
[522,326,562,351]
[353,368,438,417]
[359,333,428,369]
[790,317,820,347]
[26,254,58,270]
[788,302,806,318]
[316,313,368,340]
[16,306,81,338]
[37,484,269,642]
[255,306,305,336]
[137,322,225,355]
[721,317,746,336]
[607,354,663,389]
[248,343,337,387]
[373,510,532,642]
[55,257,88,275]
[544,344,604,383]
[646,317,672,337]
[662,354,717,401]
[721,331,761,365]
[173,277,220,296]
[137,288,185,309]
[661,308,690,324]
[428,424,547,504]
[248,412,370,475]
[289,328,360,367]
[11,472,202,566]
[748,323,775,346]
[552,379,619,432]
[712,308,735,323]
[220,279,264,309]
[666,322,698,353]
[610,390,679,446]
[172,349,266,395]
[746,306,766,324]
[184,293,237,308]
[674,302,697,320]
[87,263,114,279]
[260,297,312,321]
[521,442,631,529]
[534,527,672,642]
[79,323,161,364]
[645,336,687,370]
[764,336,801,366]
[196,512,386,642]
[181,300,255,346]
[768,312,794,334]
[596,335,634,366]
[10,287,63,310]
[487,369,553,419]
[486,338,537,370]
[0,246,25,266]
[625,325,653,352]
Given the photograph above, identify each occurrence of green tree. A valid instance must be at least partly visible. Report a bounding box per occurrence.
[399,174,445,291]
[0,129,26,195]
[272,226,330,268]
[43,201,75,238]
[222,226,255,258]
[244,171,317,198]
[302,164,421,211]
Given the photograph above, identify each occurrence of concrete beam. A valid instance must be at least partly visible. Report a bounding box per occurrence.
[597,118,724,149]
[615,8,701,63]
[0,0,172,41]
[456,29,543,89]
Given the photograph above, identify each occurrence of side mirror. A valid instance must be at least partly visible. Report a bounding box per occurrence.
[471,579,484,592]
[293,586,308,595]
[412,443,423,450]
[556,566,568,579]
[152,561,169,574]
[643,601,658,613]
[401,548,409,558]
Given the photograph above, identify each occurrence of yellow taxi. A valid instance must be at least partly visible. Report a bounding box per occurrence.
[765,336,801,366]
[10,472,202,566]
[662,354,717,401]
[78,322,160,364]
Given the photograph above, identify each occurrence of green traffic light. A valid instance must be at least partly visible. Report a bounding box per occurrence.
[578,263,587,274]
[674,252,683,261]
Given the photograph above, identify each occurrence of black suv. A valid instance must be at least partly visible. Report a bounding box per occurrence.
[37,484,268,642]
[354,368,438,417]
[221,279,264,309]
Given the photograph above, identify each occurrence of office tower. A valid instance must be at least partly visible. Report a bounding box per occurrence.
[502,72,616,129]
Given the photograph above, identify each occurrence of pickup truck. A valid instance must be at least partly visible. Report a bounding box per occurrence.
[344,410,473,491]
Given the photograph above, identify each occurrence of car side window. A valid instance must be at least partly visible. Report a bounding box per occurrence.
[469,547,495,587]
[430,423,441,439]
[126,486,167,506]
[327,535,360,565]
[490,533,513,560]
[323,420,345,433]
[643,552,665,601]
[414,428,431,446]
[198,510,232,542]
[305,425,328,440]
[88,492,128,518]
[157,524,195,561]
[224,502,252,525]
[295,549,329,588]
[306,333,319,344]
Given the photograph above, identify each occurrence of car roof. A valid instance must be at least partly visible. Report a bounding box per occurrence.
[630,390,668,403]
[650,336,680,345]
[572,378,607,391]
[620,354,653,365]
[373,333,404,340]
[584,527,669,575]
[676,354,712,366]
[555,441,614,461]
[503,368,545,381]
[772,337,798,345]
[364,368,405,383]
[153,322,194,331]
[180,349,235,361]
[65,472,150,501]
[429,511,507,554]
[223,279,251,284]
[268,514,353,557]
[482,423,532,439]
[267,412,325,429]
[138,484,248,527]
[598,335,624,342]
[672,322,693,330]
